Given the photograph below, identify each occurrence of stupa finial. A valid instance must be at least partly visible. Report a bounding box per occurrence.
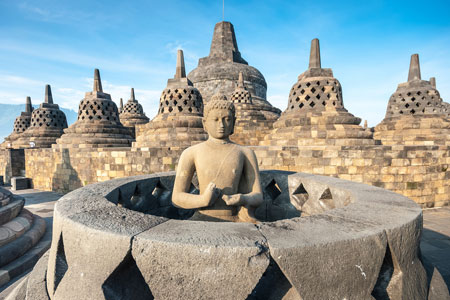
[93,69,103,92]
[429,77,436,88]
[309,38,321,69]
[407,54,421,82]
[120,98,123,110]
[238,72,245,88]
[175,49,186,79]
[130,88,136,101]
[25,96,33,113]
[45,84,53,104]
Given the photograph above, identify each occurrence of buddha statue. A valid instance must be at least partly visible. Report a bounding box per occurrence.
[172,94,263,222]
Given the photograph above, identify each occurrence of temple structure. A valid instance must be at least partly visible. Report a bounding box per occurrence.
[55,69,133,148]
[2,97,33,148]
[13,85,67,148]
[134,50,207,148]
[261,39,376,147]
[119,88,149,138]
[374,54,450,146]
[188,21,280,120]
[230,72,275,145]
[430,77,450,118]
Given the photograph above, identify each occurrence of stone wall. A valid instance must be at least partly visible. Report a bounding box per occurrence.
[0,149,25,184]
[23,144,450,208]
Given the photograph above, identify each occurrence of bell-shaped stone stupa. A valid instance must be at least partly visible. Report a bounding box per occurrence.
[429,77,450,118]
[134,50,207,148]
[2,97,34,148]
[119,88,149,138]
[56,69,133,148]
[374,54,450,146]
[188,21,280,120]
[229,72,276,145]
[14,85,67,148]
[261,39,376,147]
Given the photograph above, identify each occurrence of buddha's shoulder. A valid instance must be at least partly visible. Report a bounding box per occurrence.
[181,142,207,156]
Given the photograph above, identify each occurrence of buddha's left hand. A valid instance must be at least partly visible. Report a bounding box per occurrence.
[222,194,243,206]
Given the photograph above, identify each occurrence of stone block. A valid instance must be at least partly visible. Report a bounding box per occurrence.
[11,177,30,191]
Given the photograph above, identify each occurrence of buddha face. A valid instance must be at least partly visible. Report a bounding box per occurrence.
[203,108,235,139]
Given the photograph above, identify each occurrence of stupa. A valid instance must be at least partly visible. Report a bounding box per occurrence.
[14,85,67,148]
[119,88,149,138]
[430,77,450,118]
[374,54,450,146]
[230,72,276,145]
[55,69,133,148]
[261,39,376,147]
[133,50,207,148]
[2,97,33,148]
[119,98,124,113]
[188,21,280,120]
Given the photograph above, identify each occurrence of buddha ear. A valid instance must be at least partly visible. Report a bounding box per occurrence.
[230,116,236,135]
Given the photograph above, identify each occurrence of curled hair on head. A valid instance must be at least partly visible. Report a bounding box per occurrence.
[203,94,235,119]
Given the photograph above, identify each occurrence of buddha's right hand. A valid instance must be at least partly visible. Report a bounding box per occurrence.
[202,182,221,207]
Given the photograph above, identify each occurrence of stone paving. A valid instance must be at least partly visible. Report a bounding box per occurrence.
[0,188,449,298]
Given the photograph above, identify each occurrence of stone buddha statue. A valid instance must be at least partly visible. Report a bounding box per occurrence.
[172,94,263,222]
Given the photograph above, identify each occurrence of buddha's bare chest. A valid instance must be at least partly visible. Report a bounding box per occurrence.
[195,146,244,189]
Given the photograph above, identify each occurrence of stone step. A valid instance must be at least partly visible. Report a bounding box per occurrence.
[0,216,46,268]
[0,224,51,289]
[0,210,33,248]
[0,190,11,208]
[0,199,24,227]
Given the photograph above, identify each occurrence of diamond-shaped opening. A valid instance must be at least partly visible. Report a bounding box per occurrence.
[410,109,416,114]
[321,87,325,92]
[291,183,309,210]
[309,102,315,108]
[306,82,311,87]
[264,179,282,201]
[305,95,310,101]
[299,103,304,109]
[102,251,154,300]
[371,244,400,300]
[405,103,410,108]
[411,97,416,101]
[247,257,301,300]
[300,89,305,95]
[52,233,68,293]
[311,87,316,93]
[316,94,321,99]
[318,188,335,210]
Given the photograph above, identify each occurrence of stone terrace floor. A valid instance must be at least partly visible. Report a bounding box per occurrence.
[0,189,449,297]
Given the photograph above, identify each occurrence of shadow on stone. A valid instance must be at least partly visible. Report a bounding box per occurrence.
[247,257,301,300]
[371,243,396,299]
[102,251,153,300]
[51,148,82,194]
[53,233,68,292]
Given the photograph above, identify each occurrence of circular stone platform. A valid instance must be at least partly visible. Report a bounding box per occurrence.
[7,171,450,300]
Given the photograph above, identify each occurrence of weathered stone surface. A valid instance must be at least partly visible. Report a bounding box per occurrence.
[26,251,50,300]
[2,97,34,147]
[119,88,149,138]
[11,177,30,191]
[0,198,25,226]
[0,209,33,247]
[4,277,27,300]
[0,215,45,268]
[133,220,269,300]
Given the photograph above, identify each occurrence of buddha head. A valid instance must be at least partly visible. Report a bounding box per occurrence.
[203,94,236,139]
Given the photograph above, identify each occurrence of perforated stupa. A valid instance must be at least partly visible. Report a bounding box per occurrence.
[2,97,34,148]
[56,69,133,148]
[134,50,207,148]
[374,54,450,146]
[119,88,149,138]
[14,85,67,148]
[229,72,277,145]
[261,39,376,147]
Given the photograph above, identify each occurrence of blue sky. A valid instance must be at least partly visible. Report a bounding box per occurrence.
[0,0,449,126]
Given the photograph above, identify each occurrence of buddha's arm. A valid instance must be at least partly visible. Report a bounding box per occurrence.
[223,149,263,208]
[172,150,218,209]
